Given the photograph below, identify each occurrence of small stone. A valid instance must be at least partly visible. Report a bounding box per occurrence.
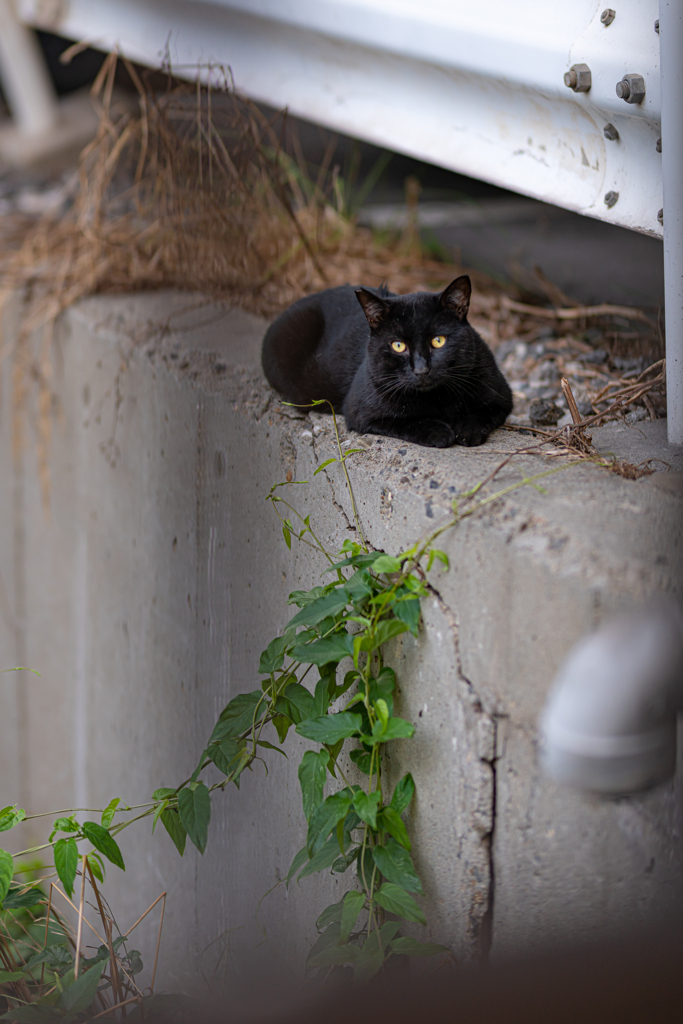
[577,400,594,417]
[582,348,608,365]
[529,399,564,426]
[625,407,648,425]
[429,479,440,489]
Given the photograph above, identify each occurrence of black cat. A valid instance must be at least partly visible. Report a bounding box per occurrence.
[261,276,512,448]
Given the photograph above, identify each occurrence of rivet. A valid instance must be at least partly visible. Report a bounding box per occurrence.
[657,209,664,225]
[616,74,646,104]
[564,64,592,93]
[604,191,619,208]
[600,9,616,26]
[656,137,662,153]
[603,123,619,141]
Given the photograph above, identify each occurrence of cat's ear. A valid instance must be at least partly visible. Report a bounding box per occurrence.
[355,288,389,329]
[439,276,471,319]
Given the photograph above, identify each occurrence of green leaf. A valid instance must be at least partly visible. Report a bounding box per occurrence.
[286,845,309,887]
[345,570,373,605]
[369,666,396,708]
[152,788,176,800]
[313,457,338,476]
[372,840,423,894]
[53,838,78,897]
[352,790,381,830]
[353,930,385,983]
[211,691,263,741]
[81,822,125,871]
[207,737,241,776]
[374,882,426,923]
[283,682,318,722]
[307,942,360,968]
[48,815,79,841]
[316,899,344,931]
[379,806,411,850]
[390,936,448,957]
[298,750,328,823]
[371,554,402,574]
[296,712,361,745]
[298,835,345,881]
[349,748,372,775]
[282,525,291,548]
[371,715,415,742]
[394,591,421,636]
[57,959,106,1013]
[287,588,350,628]
[340,889,365,940]
[177,784,211,855]
[0,969,29,983]
[374,698,390,729]
[160,808,187,856]
[0,805,25,834]
[373,618,410,648]
[324,552,383,572]
[273,713,293,744]
[426,548,450,571]
[258,631,294,675]
[86,853,105,884]
[2,881,44,909]
[305,922,342,967]
[307,791,353,855]
[0,1007,62,1023]
[100,798,120,829]
[0,849,14,906]
[291,633,354,666]
[288,586,326,608]
[390,773,415,814]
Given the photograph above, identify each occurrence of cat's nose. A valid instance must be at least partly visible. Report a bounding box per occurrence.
[413,356,429,377]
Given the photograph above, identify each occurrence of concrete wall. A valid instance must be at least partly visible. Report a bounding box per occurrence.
[0,292,681,999]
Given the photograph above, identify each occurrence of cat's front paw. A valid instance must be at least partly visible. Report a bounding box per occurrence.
[420,422,457,448]
[454,425,490,447]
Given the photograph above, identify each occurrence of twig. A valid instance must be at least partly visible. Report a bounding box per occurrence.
[561,377,582,425]
[502,296,654,326]
[149,892,166,995]
[74,857,87,978]
[89,996,142,1020]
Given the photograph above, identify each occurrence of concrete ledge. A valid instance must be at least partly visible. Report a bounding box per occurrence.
[0,291,681,994]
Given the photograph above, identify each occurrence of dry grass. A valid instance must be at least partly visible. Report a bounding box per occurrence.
[0,56,667,497]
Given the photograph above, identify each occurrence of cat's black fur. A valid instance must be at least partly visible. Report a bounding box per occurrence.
[261,276,512,448]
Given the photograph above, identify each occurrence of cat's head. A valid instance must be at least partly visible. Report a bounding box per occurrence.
[355,276,475,392]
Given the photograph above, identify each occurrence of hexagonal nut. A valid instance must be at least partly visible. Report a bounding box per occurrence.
[604,191,619,208]
[564,63,592,93]
[603,123,619,141]
[616,74,646,104]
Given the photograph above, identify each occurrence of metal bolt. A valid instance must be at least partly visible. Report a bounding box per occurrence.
[604,191,619,208]
[656,137,662,153]
[600,9,616,26]
[616,74,646,104]
[603,123,619,141]
[564,64,592,93]
[655,19,660,33]
[657,209,664,225]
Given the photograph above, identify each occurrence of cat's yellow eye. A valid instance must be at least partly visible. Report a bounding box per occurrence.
[391,340,407,353]
[431,335,446,349]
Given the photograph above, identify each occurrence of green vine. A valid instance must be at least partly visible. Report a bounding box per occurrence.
[1,415,583,1011]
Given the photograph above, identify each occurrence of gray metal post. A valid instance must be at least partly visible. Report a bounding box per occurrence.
[660,0,683,444]
[0,0,57,136]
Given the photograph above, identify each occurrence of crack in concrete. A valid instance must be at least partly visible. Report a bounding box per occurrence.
[429,583,500,959]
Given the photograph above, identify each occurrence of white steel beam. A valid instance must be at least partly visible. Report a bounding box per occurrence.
[19,0,663,237]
